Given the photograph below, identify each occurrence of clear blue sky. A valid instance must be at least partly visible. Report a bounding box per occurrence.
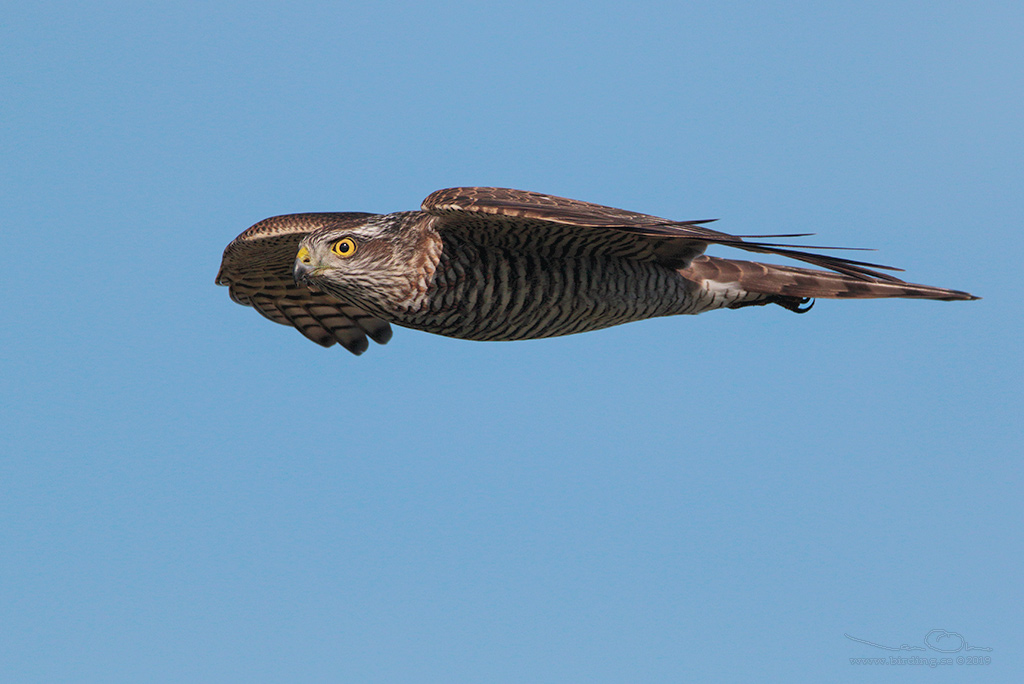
[2,2,1020,681]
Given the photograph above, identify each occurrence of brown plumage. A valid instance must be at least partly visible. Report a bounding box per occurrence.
[216,187,978,355]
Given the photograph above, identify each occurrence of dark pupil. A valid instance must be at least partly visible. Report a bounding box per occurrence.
[338,241,349,253]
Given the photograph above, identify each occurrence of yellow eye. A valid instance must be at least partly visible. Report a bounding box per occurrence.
[331,237,357,258]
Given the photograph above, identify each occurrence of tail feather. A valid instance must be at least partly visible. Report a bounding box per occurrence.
[682,255,978,307]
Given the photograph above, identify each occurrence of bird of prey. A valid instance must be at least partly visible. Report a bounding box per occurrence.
[216,187,978,355]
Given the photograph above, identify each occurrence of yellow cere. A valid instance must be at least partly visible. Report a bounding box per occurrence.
[297,246,311,264]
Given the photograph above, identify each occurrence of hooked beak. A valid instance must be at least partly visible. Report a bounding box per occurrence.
[294,246,316,284]
[294,259,313,283]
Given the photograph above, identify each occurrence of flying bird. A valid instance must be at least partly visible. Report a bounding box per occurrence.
[216,187,978,355]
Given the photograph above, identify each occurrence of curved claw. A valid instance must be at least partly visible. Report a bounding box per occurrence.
[789,297,815,313]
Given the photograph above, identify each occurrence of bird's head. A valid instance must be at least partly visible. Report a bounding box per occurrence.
[294,212,441,315]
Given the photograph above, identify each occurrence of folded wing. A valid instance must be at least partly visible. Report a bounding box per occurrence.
[422,186,910,281]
